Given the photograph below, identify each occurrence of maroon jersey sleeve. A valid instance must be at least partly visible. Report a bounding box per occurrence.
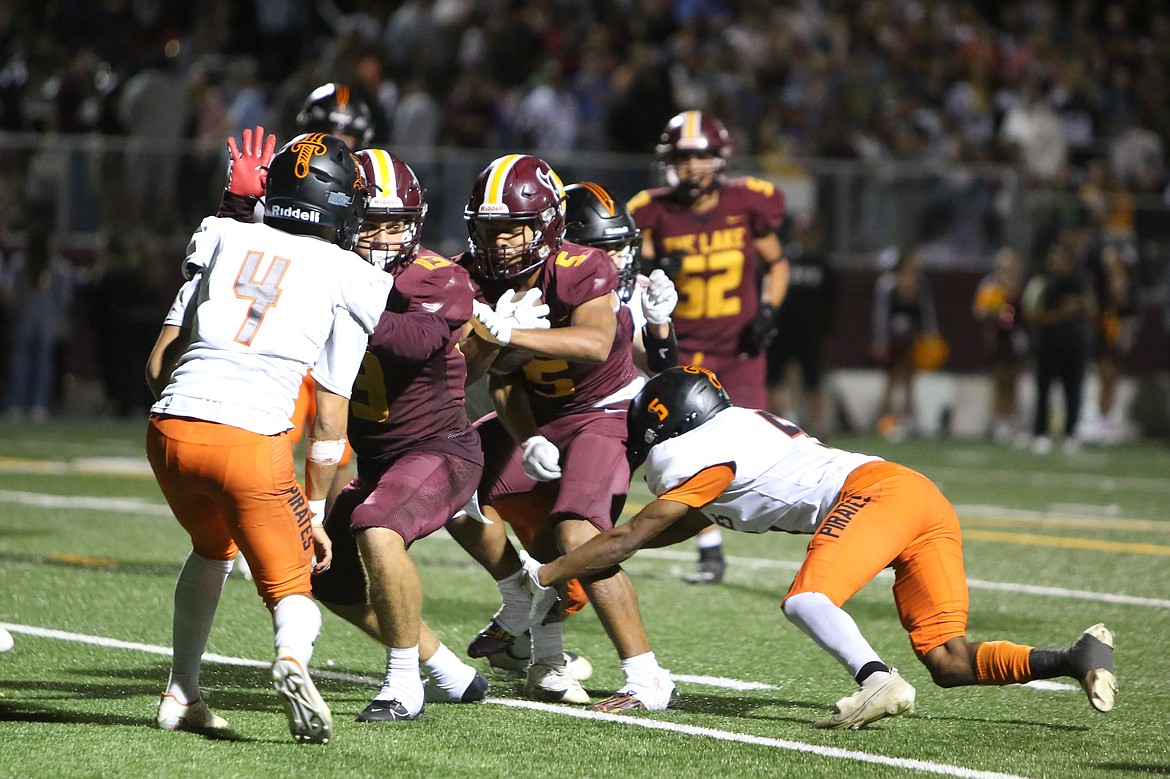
[523,242,638,423]
[347,249,481,471]
[740,176,786,237]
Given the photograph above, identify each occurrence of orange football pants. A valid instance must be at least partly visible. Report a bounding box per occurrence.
[289,372,354,466]
[147,415,316,610]
[785,461,969,657]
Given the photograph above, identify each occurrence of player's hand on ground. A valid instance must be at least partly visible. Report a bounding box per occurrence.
[310,525,332,574]
[522,435,561,481]
[226,126,277,198]
[642,269,678,325]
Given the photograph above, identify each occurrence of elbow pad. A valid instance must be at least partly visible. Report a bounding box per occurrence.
[643,322,679,373]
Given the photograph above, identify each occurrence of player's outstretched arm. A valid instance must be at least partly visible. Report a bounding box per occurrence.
[538,498,690,585]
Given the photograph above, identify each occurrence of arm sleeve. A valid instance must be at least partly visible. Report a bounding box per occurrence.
[658,464,736,508]
[182,217,222,281]
[642,321,679,373]
[163,273,203,328]
[340,257,395,335]
[215,190,258,223]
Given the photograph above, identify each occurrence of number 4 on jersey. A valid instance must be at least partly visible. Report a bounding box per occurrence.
[234,250,290,345]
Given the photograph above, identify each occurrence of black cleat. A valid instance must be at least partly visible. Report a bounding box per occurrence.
[356,698,423,722]
[1068,623,1118,712]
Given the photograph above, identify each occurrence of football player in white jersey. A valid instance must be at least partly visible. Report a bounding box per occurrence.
[146,133,394,744]
[527,366,1118,728]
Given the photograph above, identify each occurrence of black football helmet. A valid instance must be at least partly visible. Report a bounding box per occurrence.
[354,148,427,273]
[464,154,566,280]
[656,110,731,205]
[263,133,370,251]
[563,182,642,303]
[627,365,733,463]
[296,83,374,149]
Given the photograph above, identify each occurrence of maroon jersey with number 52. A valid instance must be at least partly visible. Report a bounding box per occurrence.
[628,177,785,356]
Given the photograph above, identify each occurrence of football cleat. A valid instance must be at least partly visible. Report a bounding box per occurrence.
[272,654,333,744]
[814,669,916,730]
[525,661,591,704]
[591,685,679,714]
[683,557,726,585]
[1069,623,1117,713]
[423,672,490,704]
[467,620,518,659]
[356,698,423,722]
[155,693,229,732]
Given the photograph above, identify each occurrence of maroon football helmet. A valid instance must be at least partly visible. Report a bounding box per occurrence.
[464,154,566,280]
[655,110,731,204]
[354,149,427,273]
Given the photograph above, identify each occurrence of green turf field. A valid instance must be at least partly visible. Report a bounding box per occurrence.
[1,420,1167,778]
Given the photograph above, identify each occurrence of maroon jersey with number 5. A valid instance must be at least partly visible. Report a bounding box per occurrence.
[465,240,639,425]
[628,177,785,356]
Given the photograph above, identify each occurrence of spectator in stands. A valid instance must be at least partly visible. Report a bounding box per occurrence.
[2,226,75,423]
[1023,241,1097,455]
[972,247,1028,444]
[1092,244,1140,444]
[871,246,939,441]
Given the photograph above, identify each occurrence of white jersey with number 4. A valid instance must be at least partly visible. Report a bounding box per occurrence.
[152,216,394,435]
[644,406,880,534]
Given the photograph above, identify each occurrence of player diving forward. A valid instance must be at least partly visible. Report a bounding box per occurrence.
[527,366,1118,729]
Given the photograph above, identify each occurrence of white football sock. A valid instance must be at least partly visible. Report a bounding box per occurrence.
[493,567,531,636]
[272,594,322,668]
[783,591,884,679]
[619,651,666,684]
[422,643,477,699]
[165,552,232,703]
[697,528,723,549]
[530,621,565,665]
[377,645,424,713]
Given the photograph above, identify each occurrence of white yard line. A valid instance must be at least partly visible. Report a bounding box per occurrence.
[0,622,1028,779]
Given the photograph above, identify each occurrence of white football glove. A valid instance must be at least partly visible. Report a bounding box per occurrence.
[521,434,561,481]
[471,288,551,346]
[642,269,678,326]
[518,550,560,626]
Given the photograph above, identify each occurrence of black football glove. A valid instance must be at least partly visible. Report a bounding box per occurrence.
[742,303,780,356]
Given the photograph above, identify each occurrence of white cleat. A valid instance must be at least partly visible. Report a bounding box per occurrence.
[525,661,591,704]
[1071,623,1118,713]
[814,669,916,730]
[155,693,229,732]
[272,655,333,744]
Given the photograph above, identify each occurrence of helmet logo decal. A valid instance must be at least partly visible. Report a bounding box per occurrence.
[483,154,522,211]
[536,165,564,202]
[682,364,723,388]
[677,110,706,151]
[290,133,329,178]
[335,84,350,108]
[648,397,669,420]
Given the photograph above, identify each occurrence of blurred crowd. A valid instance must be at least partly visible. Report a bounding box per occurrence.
[1,0,1169,434]
[2,1,1167,181]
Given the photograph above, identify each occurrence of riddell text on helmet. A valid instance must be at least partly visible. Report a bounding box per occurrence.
[268,204,321,223]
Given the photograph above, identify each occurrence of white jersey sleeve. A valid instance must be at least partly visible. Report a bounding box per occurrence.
[645,407,881,534]
[311,312,369,398]
[163,273,202,328]
[151,217,394,434]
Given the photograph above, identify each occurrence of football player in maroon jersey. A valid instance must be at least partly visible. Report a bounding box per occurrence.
[628,110,790,586]
[450,154,678,713]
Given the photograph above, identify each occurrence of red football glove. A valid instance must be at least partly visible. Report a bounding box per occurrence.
[226,126,277,198]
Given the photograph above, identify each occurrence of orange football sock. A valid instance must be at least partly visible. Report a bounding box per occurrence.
[975,640,1034,685]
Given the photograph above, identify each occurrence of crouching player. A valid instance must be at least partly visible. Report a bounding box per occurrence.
[528,366,1118,729]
